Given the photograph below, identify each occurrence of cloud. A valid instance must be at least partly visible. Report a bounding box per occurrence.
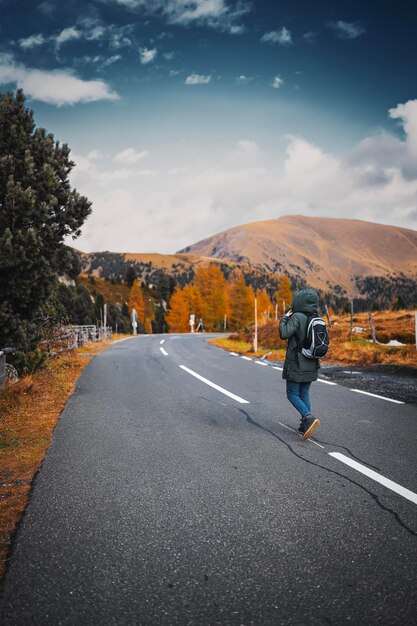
[37,1,55,17]
[106,0,250,33]
[19,34,46,50]
[55,26,82,48]
[302,31,316,44]
[70,99,417,254]
[235,74,253,84]
[0,54,120,106]
[329,20,366,40]
[115,147,150,164]
[270,75,284,89]
[139,47,157,64]
[261,27,292,46]
[185,73,211,84]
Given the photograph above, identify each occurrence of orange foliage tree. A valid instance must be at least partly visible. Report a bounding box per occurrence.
[194,265,229,331]
[228,270,254,330]
[182,284,204,321]
[256,289,272,324]
[166,289,190,332]
[275,275,293,316]
[128,280,145,324]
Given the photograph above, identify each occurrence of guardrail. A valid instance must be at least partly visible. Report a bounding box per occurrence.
[0,347,16,389]
[72,325,112,347]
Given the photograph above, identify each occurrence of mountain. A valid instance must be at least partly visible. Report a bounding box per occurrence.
[178,215,417,296]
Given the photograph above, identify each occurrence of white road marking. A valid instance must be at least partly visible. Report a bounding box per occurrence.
[329,452,417,506]
[273,366,283,371]
[160,347,168,356]
[278,422,324,449]
[350,389,404,404]
[229,352,239,356]
[160,339,165,345]
[179,365,249,404]
[255,360,268,366]
[241,356,252,361]
[317,378,337,386]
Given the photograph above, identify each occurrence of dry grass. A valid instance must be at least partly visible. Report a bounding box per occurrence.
[210,310,417,369]
[0,334,130,583]
[77,274,131,305]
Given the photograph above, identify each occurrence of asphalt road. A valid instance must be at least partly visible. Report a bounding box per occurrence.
[1,334,417,626]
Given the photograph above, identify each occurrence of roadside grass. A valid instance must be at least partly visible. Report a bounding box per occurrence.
[0,334,131,584]
[209,310,417,369]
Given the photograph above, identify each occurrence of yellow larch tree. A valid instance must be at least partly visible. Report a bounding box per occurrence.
[256,289,272,324]
[275,275,293,316]
[128,279,145,325]
[194,265,229,331]
[166,289,190,332]
[228,270,255,330]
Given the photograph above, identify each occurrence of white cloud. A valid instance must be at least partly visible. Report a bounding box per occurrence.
[0,55,119,106]
[139,47,157,64]
[115,147,150,164]
[329,20,366,40]
[261,27,292,46]
[69,99,417,254]
[55,26,82,47]
[270,75,284,89]
[108,0,250,33]
[185,73,211,85]
[236,74,253,84]
[19,34,46,49]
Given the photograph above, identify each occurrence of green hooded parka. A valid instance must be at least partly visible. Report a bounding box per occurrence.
[279,288,320,383]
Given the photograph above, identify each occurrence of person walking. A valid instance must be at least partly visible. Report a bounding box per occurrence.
[279,288,321,440]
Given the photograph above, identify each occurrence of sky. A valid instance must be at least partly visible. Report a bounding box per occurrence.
[1,0,417,253]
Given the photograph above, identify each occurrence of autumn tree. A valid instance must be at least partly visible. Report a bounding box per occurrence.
[182,284,203,320]
[194,265,229,331]
[256,289,272,324]
[228,270,254,330]
[275,275,293,316]
[165,288,189,332]
[128,279,145,326]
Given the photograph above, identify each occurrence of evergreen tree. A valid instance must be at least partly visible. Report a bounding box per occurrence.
[275,275,293,316]
[0,90,91,368]
[124,265,137,287]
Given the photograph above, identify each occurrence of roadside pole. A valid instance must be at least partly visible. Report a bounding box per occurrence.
[275,303,278,321]
[350,300,354,341]
[131,308,138,336]
[254,297,258,353]
[224,314,227,332]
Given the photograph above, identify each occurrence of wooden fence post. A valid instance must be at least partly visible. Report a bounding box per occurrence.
[368,311,376,343]
[350,300,354,341]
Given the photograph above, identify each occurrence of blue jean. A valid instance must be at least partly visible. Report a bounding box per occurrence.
[286,381,312,419]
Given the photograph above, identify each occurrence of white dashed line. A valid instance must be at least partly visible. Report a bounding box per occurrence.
[350,389,404,404]
[160,339,165,345]
[273,366,283,371]
[160,347,168,356]
[255,360,268,366]
[179,365,249,404]
[229,352,239,356]
[317,378,337,386]
[241,356,252,361]
[329,452,417,506]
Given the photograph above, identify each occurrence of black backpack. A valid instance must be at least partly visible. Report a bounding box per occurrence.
[298,314,330,359]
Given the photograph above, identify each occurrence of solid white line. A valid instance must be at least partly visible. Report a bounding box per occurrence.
[317,378,337,386]
[160,339,165,345]
[350,389,404,404]
[329,452,417,506]
[241,356,252,361]
[179,365,249,404]
[229,352,239,356]
[273,366,283,371]
[255,360,268,366]
[277,422,324,449]
[160,347,168,356]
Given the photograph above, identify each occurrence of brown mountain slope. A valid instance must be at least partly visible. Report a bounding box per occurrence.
[178,215,417,295]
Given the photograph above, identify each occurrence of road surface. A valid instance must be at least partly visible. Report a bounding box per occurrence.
[1,334,417,625]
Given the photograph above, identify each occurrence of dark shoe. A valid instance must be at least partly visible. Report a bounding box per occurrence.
[298,420,307,434]
[302,415,320,440]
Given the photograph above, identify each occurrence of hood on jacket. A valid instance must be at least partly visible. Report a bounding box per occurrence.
[292,288,319,315]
